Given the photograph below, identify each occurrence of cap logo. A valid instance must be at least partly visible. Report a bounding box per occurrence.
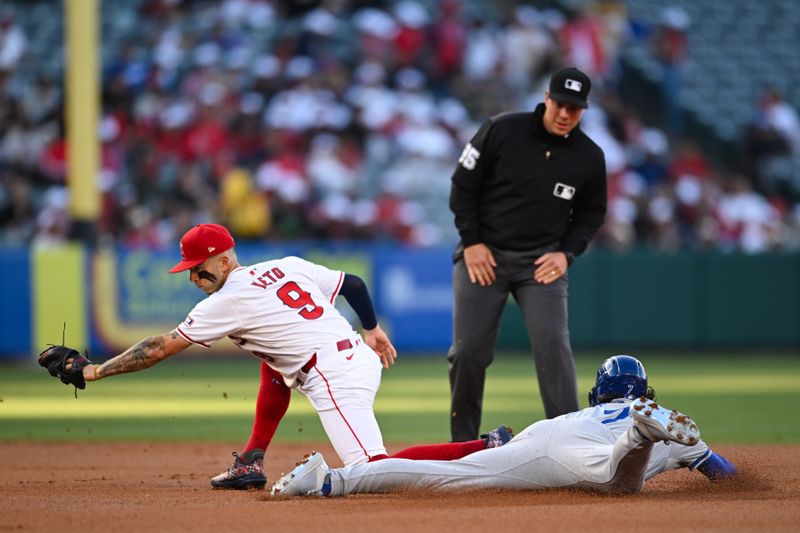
[208,247,216,253]
[564,79,582,92]
[179,241,185,258]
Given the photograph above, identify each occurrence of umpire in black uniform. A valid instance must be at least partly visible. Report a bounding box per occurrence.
[448,67,607,441]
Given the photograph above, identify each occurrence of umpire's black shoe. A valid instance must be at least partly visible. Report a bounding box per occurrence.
[210,449,267,489]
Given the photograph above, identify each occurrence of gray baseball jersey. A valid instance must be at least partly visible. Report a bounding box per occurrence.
[327,399,712,495]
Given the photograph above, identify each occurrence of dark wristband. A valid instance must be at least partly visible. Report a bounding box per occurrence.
[563,251,575,266]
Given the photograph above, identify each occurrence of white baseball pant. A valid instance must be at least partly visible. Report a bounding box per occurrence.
[327,416,656,494]
[297,335,386,466]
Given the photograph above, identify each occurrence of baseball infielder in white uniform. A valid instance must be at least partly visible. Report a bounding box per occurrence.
[270,356,738,497]
[67,224,509,490]
[70,222,397,484]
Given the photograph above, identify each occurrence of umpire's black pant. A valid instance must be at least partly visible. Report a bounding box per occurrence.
[447,246,579,442]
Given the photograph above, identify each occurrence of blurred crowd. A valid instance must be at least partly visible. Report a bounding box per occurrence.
[1,0,799,254]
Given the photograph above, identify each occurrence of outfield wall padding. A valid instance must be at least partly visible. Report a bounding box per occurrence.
[0,245,797,358]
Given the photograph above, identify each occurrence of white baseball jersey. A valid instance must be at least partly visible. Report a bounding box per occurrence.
[177,255,387,465]
[560,399,710,480]
[177,256,355,380]
[328,399,712,495]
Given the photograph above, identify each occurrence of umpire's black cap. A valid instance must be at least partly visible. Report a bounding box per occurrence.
[548,67,591,108]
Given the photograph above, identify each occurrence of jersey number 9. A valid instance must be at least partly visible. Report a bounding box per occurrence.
[277,281,324,320]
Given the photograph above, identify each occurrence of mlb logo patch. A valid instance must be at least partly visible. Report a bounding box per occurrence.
[553,183,576,200]
[184,316,194,327]
[564,79,582,92]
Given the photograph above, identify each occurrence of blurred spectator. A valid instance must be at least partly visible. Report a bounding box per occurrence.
[0,170,35,244]
[668,140,711,184]
[32,186,70,247]
[306,132,360,196]
[0,11,26,73]
[630,128,669,188]
[429,0,465,89]
[560,1,607,79]
[742,87,800,198]
[645,184,681,251]
[391,1,430,68]
[716,175,784,253]
[501,6,557,92]
[462,17,502,82]
[591,0,629,74]
[0,0,797,256]
[651,6,689,136]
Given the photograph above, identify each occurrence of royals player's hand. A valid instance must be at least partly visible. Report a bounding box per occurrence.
[363,325,397,368]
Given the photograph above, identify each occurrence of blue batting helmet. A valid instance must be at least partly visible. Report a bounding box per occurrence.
[588,355,649,406]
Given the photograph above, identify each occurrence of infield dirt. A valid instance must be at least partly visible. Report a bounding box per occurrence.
[1,442,797,532]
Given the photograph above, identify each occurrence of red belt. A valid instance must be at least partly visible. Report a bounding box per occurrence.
[301,353,317,373]
[336,338,353,352]
[300,339,355,373]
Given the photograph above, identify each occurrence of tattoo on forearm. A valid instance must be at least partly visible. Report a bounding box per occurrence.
[97,335,168,378]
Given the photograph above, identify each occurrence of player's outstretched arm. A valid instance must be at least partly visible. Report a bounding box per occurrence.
[75,330,191,382]
[363,325,397,368]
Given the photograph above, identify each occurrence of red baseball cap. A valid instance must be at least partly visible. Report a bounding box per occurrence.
[169,224,235,273]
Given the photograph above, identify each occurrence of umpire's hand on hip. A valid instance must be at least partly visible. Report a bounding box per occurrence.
[364,325,397,368]
[464,243,497,286]
[534,252,568,285]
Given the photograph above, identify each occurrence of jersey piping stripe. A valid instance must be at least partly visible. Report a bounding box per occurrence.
[329,271,344,303]
[176,327,211,348]
[313,364,370,461]
[688,448,711,470]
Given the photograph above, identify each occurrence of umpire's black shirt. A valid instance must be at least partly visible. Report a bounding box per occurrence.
[450,103,607,256]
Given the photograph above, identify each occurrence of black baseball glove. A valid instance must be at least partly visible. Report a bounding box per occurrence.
[38,345,93,397]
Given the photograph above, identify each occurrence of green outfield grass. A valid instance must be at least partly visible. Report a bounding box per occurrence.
[1,352,798,444]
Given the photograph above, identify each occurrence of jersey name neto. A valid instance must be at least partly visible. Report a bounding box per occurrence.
[176,256,354,375]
